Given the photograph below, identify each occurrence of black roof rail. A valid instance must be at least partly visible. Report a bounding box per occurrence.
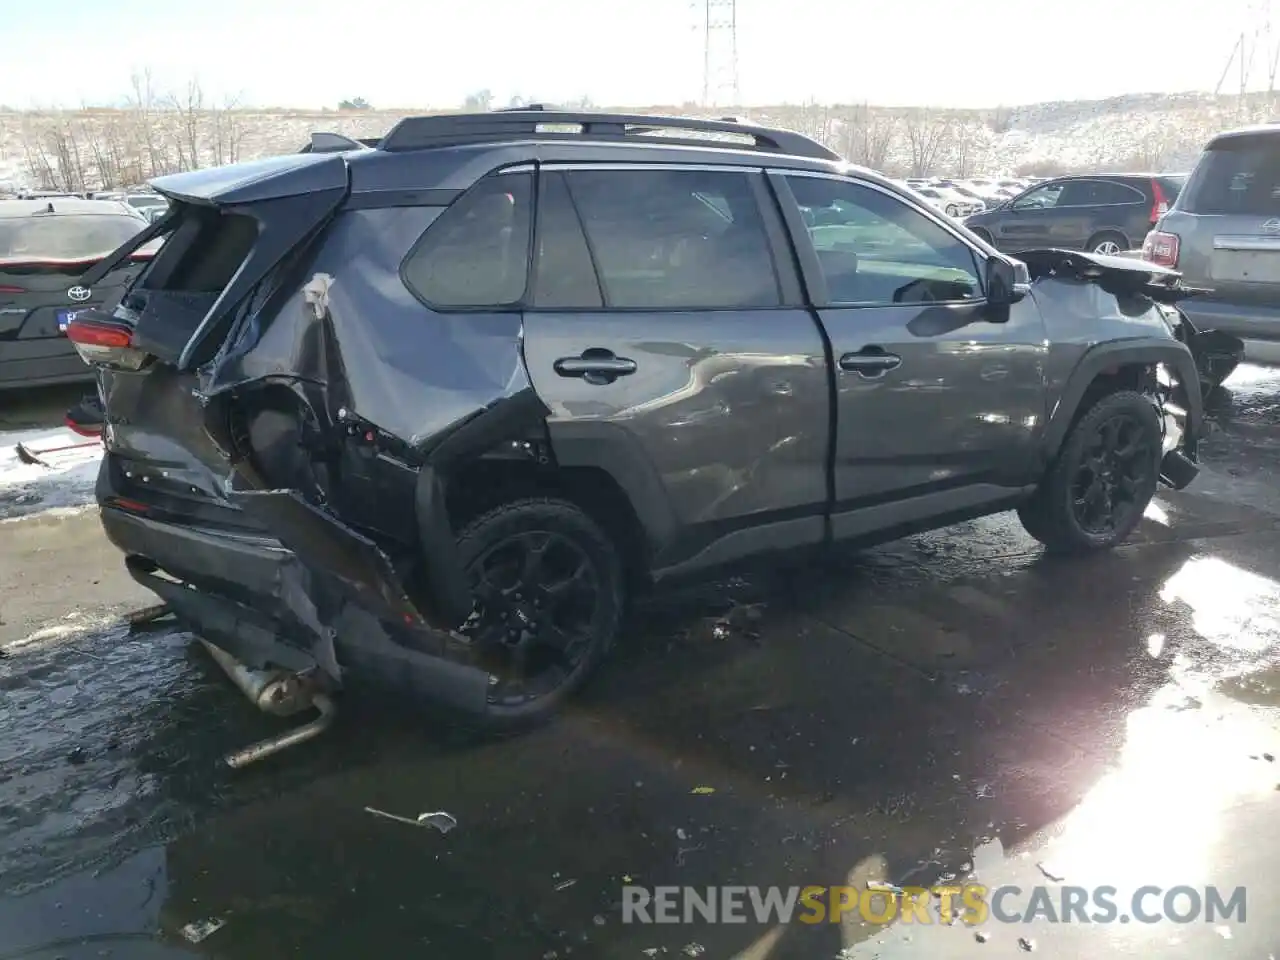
[378,110,842,161]
[300,131,379,154]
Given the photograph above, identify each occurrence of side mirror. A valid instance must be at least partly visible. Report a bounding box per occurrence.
[986,257,1030,307]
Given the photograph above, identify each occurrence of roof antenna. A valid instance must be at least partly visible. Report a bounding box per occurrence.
[46,202,54,213]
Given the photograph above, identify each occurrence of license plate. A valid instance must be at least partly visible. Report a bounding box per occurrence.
[57,308,85,333]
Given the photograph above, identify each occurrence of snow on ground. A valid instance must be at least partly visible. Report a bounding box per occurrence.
[0,427,102,521]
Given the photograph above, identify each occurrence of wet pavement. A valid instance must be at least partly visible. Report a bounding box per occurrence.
[3,373,1280,958]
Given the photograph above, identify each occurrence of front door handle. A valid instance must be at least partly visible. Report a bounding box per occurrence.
[839,347,902,378]
[554,347,637,385]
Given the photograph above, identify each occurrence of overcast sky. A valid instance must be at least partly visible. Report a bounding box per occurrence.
[0,0,1271,110]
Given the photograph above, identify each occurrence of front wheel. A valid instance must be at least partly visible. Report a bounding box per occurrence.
[945,204,959,217]
[456,497,624,730]
[1018,390,1163,553]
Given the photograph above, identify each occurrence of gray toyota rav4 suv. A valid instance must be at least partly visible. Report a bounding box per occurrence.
[71,111,1216,740]
[1146,124,1280,363]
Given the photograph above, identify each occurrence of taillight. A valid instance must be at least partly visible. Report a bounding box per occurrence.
[1142,230,1180,268]
[1150,180,1169,224]
[0,285,24,294]
[66,318,149,370]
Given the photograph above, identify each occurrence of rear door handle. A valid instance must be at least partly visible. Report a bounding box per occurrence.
[554,348,637,385]
[839,347,902,378]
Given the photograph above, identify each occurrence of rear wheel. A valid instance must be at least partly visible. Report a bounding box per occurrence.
[456,498,624,729]
[1087,231,1127,256]
[970,227,994,245]
[1018,390,1162,553]
[945,204,959,217]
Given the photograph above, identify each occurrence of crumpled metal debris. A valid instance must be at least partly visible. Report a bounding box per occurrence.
[180,918,226,943]
[364,806,457,834]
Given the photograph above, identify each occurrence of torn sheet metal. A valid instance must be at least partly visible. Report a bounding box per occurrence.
[200,206,540,450]
[1018,247,1201,303]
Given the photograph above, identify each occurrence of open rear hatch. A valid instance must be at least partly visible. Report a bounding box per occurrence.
[72,152,441,629]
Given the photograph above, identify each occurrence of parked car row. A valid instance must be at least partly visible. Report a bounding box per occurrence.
[892,176,1040,219]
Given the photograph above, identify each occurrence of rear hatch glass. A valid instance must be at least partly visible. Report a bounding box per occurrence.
[0,213,147,265]
[1178,136,1280,215]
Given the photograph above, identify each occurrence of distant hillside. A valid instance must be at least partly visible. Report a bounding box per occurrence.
[0,90,1273,193]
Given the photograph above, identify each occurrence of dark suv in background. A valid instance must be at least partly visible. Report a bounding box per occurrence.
[1144,125,1280,363]
[964,173,1186,256]
[71,111,1208,736]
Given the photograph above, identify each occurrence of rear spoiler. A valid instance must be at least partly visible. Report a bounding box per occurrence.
[300,132,380,153]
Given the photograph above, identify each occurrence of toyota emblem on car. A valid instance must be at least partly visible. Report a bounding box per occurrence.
[67,286,91,302]
[1262,218,1280,233]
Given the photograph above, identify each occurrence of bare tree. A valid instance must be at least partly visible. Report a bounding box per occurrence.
[840,103,896,171]
[21,116,57,190]
[950,120,979,177]
[904,109,951,177]
[165,78,205,171]
[126,69,175,180]
[210,96,247,166]
[462,89,493,111]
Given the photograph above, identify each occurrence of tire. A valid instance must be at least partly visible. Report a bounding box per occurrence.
[1017,390,1162,553]
[970,227,994,245]
[1087,231,1128,256]
[455,497,624,730]
[945,204,959,217]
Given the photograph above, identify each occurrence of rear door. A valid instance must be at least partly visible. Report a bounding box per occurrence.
[769,171,1048,537]
[519,163,833,572]
[1163,132,1280,300]
[0,209,150,386]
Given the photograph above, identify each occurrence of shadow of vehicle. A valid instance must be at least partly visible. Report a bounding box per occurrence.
[133,499,1272,959]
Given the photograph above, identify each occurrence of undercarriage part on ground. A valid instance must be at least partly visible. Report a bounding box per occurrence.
[199,639,336,768]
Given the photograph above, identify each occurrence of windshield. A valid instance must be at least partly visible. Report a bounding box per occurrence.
[0,213,148,263]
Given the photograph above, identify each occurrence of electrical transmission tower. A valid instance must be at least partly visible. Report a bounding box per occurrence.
[1215,0,1280,117]
[698,0,740,109]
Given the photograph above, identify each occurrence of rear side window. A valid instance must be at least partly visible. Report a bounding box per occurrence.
[1093,181,1146,204]
[0,214,145,262]
[1180,136,1280,215]
[561,168,781,309]
[402,173,533,309]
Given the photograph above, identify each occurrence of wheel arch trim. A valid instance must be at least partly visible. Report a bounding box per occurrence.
[1045,338,1203,460]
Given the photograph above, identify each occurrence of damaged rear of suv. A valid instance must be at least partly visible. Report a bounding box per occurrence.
[73,111,1218,747]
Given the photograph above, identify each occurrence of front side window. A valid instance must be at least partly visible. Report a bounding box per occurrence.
[561,168,781,309]
[401,172,533,309]
[1012,183,1064,210]
[786,176,982,306]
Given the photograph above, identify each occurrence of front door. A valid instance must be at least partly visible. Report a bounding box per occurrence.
[997,180,1065,251]
[769,171,1049,538]
[520,164,832,572]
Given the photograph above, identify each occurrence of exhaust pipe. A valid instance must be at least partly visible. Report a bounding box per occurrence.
[199,640,336,768]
